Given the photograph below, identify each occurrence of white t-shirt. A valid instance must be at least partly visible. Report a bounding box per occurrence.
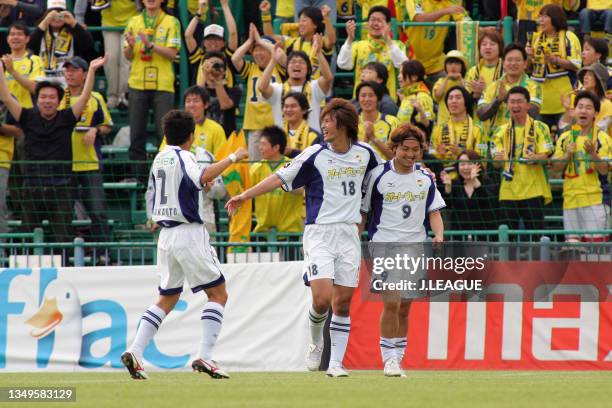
[361,160,446,242]
[149,146,204,227]
[276,142,381,225]
[265,80,328,133]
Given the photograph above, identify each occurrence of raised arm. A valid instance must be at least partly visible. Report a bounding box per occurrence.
[1,55,36,94]
[412,5,465,22]
[320,5,336,51]
[257,42,281,99]
[220,0,238,51]
[185,2,207,54]
[260,0,276,37]
[313,34,333,94]
[72,56,106,119]
[0,61,22,121]
[337,19,356,70]
[231,23,256,72]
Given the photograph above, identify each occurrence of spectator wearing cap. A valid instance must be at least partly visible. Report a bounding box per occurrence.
[196,51,242,137]
[0,55,106,242]
[231,24,284,160]
[403,0,468,87]
[561,63,611,135]
[553,90,611,242]
[29,0,94,85]
[579,0,612,40]
[261,0,336,78]
[185,0,238,86]
[59,56,113,242]
[432,50,468,125]
[525,4,582,134]
[123,0,181,181]
[338,6,407,103]
[75,0,137,109]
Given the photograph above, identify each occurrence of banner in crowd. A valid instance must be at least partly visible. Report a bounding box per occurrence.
[1,261,611,371]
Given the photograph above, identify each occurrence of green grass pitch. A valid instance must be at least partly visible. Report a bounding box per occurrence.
[1,371,610,408]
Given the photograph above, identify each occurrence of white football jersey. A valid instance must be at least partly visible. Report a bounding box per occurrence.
[361,159,446,242]
[150,146,204,227]
[276,142,381,225]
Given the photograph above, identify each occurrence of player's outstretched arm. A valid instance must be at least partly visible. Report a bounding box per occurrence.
[225,174,283,215]
[429,210,444,243]
[201,147,248,184]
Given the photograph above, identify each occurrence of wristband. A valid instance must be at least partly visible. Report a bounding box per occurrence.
[228,153,237,163]
[262,14,272,22]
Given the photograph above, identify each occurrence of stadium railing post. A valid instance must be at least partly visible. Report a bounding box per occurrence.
[268,228,278,253]
[498,224,509,261]
[74,237,85,267]
[33,228,44,256]
[540,236,551,261]
[503,16,514,45]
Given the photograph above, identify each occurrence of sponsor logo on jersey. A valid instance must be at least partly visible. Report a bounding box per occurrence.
[383,191,426,202]
[326,166,366,179]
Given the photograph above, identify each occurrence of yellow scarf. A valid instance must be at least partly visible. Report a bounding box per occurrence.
[531,30,568,80]
[42,27,73,73]
[564,124,597,178]
[284,120,312,152]
[441,116,474,172]
[474,58,503,83]
[502,117,536,176]
[282,81,312,103]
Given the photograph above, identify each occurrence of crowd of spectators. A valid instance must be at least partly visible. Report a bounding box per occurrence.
[0,0,610,244]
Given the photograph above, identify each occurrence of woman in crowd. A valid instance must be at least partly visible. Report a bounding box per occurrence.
[397,60,434,134]
[356,81,398,160]
[465,31,504,103]
[282,92,322,158]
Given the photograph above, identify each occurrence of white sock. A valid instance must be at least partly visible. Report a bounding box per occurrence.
[198,302,225,360]
[329,314,350,368]
[130,305,166,360]
[308,306,328,347]
[394,337,407,361]
[380,337,396,363]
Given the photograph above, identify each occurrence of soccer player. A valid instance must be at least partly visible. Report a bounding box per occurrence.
[226,99,380,377]
[361,123,445,377]
[121,110,248,380]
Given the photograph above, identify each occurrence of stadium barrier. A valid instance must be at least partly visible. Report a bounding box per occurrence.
[1,258,611,372]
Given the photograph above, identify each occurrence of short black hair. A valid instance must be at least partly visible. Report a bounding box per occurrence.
[282,92,310,120]
[356,80,384,102]
[260,125,287,154]
[363,62,389,89]
[203,51,226,66]
[183,85,210,105]
[574,90,601,113]
[540,4,568,31]
[35,81,64,101]
[298,6,325,34]
[8,21,29,36]
[445,86,474,117]
[163,110,196,146]
[287,51,312,80]
[368,5,391,22]
[584,37,609,64]
[401,60,426,82]
[503,43,528,61]
[507,86,530,102]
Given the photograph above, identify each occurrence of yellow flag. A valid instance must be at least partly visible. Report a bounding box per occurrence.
[216,129,252,251]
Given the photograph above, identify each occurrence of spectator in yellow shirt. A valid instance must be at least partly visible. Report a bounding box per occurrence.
[526,4,581,135]
[123,0,181,181]
[337,6,408,102]
[511,0,578,45]
[404,0,468,87]
[492,86,554,232]
[250,126,305,236]
[431,86,487,178]
[579,0,612,38]
[282,92,322,158]
[432,50,468,125]
[396,59,434,132]
[465,31,504,103]
[552,91,611,242]
[356,81,398,160]
[478,43,542,137]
